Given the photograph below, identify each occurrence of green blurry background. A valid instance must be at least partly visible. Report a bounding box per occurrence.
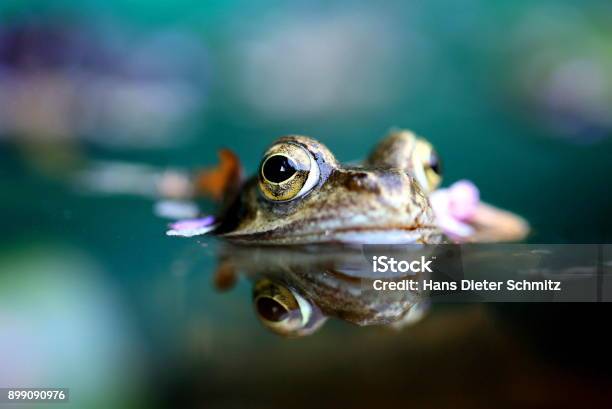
[1,1,611,408]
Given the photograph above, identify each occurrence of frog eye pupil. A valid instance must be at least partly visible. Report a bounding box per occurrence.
[429,151,442,175]
[262,155,297,183]
[256,297,289,322]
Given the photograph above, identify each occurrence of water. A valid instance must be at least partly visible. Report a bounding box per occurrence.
[3,162,612,407]
[2,0,612,405]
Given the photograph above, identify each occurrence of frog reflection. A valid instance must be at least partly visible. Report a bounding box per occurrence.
[215,244,433,337]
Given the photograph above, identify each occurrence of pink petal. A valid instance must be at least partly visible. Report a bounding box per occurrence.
[166,216,217,237]
[448,180,480,221]
[430,180,480,241]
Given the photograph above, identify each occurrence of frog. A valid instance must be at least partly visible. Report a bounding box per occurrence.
[208,130,446,245]
[161,129,528,337]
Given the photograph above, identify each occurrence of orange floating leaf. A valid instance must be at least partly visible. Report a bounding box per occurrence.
[194,149,242,201]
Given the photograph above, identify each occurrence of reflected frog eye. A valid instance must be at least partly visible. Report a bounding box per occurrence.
[413,140,442,192]
[258,143,320,201]
[253,279,326,337]
[256,296,290,322]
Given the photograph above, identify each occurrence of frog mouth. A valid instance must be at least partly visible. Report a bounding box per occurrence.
[221,224,440,245]
[316,225,440,245]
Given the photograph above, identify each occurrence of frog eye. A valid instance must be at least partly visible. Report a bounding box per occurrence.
[413,139,442,192]
[253,279,326,337]
[258,143,320,201]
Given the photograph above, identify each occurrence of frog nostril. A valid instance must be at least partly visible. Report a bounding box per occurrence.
[256,297,289,322]
[345,172,381,194]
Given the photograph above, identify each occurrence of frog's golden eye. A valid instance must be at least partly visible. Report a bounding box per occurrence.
[413,139,442,192]
[258,143,320,201]
[253,279,326,337]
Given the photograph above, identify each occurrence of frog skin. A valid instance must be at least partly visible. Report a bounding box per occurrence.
[213,130,445,245]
